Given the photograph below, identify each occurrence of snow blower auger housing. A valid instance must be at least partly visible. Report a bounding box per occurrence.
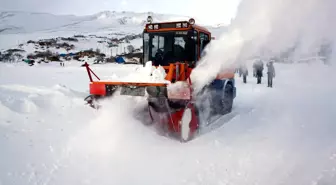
[84,17,236,142]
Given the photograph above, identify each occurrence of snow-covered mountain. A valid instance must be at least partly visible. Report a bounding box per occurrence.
[0,11,193,35]
[0,11,86,34]
[0,10,227,51]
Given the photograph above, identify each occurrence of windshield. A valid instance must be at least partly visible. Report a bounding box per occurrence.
[143,30,197,66]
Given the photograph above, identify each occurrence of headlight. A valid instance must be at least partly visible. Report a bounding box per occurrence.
[148,25,153,29]
[154,24,159,29]
[176,23,182,28]
[182,22,188,28]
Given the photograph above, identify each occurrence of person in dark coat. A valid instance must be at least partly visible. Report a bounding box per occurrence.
[253,60,264,84]
[238,66,243,77]
[240,64,248,83]
[266,61,275,87]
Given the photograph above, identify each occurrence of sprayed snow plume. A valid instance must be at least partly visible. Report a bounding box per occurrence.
[191,0,336,91]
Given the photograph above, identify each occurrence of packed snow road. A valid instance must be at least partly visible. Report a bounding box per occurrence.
[0,62,335,185]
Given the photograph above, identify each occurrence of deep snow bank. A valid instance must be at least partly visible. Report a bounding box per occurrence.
[1,62,336,185]
[0,82,96,185]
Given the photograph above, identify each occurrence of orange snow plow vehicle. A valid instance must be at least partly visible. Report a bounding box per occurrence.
[84,16,236,142]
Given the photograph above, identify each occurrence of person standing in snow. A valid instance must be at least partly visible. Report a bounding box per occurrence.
[240,64,248,83]
[238,66,243,77]
[266,60,275,87]
[253,60,264,84]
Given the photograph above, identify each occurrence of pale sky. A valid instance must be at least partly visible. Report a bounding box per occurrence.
[1,0,241,25]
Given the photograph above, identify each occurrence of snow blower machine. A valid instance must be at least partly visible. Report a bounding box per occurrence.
[84,16,236,142]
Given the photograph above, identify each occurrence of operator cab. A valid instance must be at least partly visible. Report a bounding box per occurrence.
[143,17,211,68]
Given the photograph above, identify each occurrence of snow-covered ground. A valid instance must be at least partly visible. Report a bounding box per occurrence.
[0,61,335,185]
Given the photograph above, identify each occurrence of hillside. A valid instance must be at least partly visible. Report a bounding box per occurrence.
[0,11,193,34]
[0,11,228,65]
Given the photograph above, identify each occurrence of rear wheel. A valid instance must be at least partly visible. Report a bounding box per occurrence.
[217,84,233,115]
[196,87,216,123]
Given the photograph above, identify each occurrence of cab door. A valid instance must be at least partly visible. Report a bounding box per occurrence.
[199,32,210,58]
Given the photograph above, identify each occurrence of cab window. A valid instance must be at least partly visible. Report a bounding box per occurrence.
[151,35,165,57]
[200,32,210,54]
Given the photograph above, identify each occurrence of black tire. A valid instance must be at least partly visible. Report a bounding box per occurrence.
[217,84,233,115]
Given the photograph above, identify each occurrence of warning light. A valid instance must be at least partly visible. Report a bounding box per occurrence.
[147,16,153,23]
[189,18,195,25]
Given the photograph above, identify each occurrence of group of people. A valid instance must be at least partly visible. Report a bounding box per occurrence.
[237,59,276,88]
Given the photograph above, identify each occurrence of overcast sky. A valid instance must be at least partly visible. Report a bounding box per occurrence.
[1,0,241,25]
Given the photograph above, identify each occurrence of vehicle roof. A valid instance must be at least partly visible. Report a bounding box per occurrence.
[144,20,211,34]
[192,24,211,34]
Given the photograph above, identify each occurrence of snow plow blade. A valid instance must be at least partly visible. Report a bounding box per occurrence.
[89,81,168,97]
[83,62,198,142]
[90,81,191,98]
